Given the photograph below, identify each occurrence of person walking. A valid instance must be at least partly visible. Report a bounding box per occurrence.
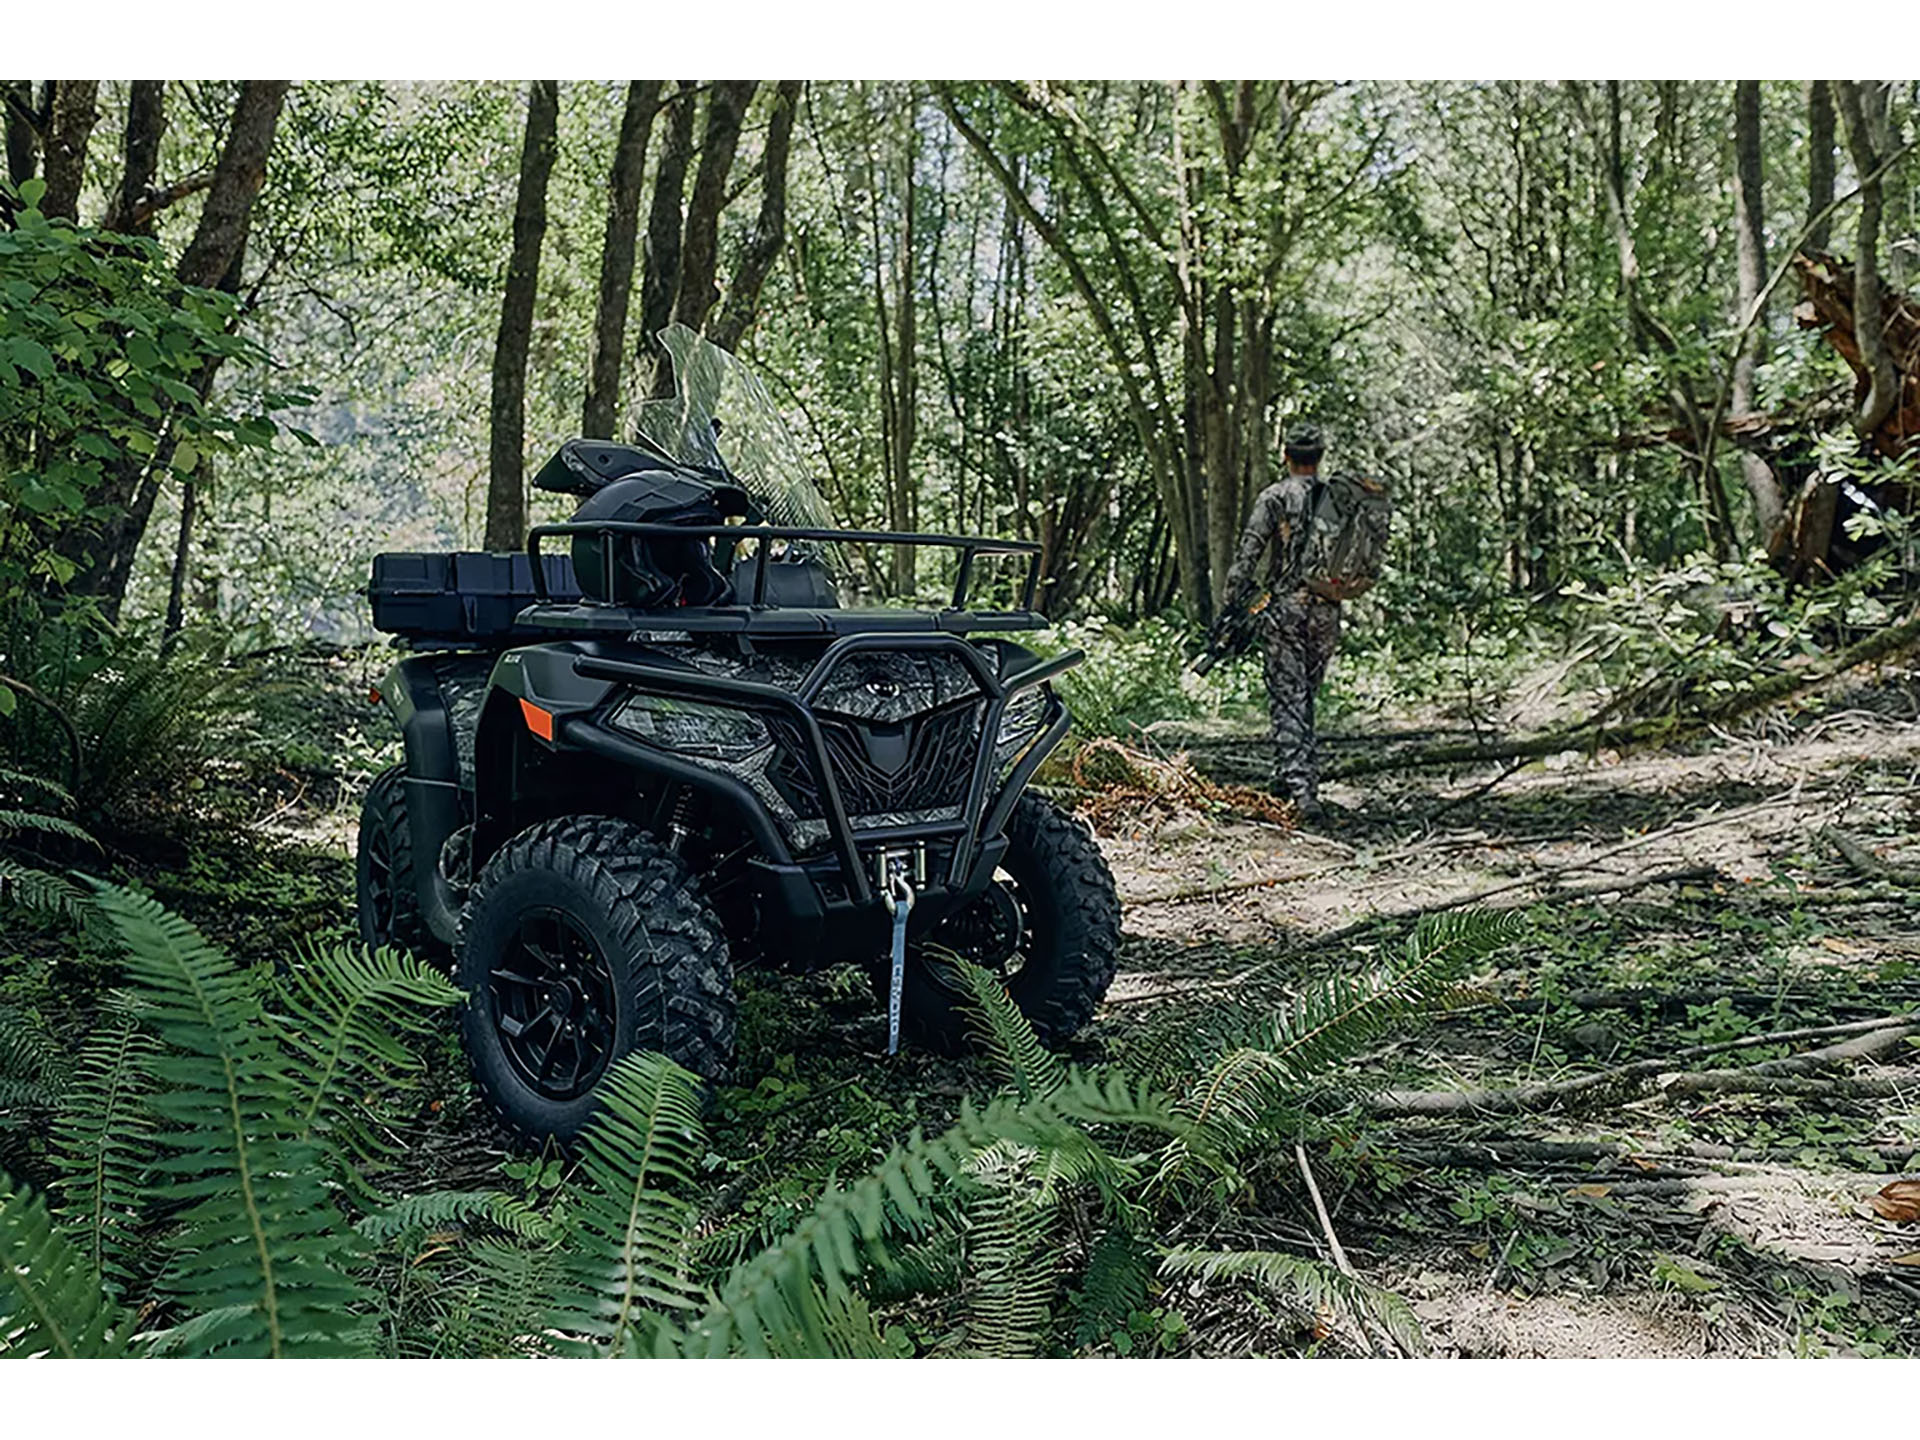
[1217,422,1343,818]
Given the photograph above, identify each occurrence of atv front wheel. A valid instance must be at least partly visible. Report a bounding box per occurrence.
[457,816,734,1145]
[356,765,436,957]
[870,793,1121,1055]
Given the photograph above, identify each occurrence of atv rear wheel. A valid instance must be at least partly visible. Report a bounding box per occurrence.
[356,765,436,957]
[457,816,734,1146]
[869,793,1121,1055]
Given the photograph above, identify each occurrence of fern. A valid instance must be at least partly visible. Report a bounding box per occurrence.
[954,958,1066,1101]
[1160,909,1520,1190]
[50,994,159,1292]
[959,1140,1059,1356]
[0,1005,70,1133]
[274,940,462,1192]
[356,1190,553,1247]
[544,1052,710,1355]
[0,1176,127,1357]
[1070,1228,1156,1347]
[88,883,372,1356]
[1160,1247,1427,1356]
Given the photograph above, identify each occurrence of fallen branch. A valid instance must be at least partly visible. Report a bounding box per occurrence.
[1826,828,1920,888]
[1327,607,1920,780]
[1367,1017,1916,1117]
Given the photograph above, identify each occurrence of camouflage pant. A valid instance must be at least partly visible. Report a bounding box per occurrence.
[1261,595,1341,801]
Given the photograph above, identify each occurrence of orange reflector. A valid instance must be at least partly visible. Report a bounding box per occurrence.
[367,687,382,705]
[519,698,555,742]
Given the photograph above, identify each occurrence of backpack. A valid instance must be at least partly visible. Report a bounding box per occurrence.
[1300,472,1392,601]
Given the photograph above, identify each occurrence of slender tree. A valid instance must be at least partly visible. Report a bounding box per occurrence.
[1731,80,1784,545]
[1833,82,1899,440]
[637,82,698,399]
[485,80,559,552]
[582,81,665,440]
[1806,80,1837,252]
[709,80,804,352]
[51,80,290,617]
[4,81,38,185]
[105,81,167,237]
[668,80,757,337]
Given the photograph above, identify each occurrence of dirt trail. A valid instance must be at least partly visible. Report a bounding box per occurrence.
[1092,694,1920,1356]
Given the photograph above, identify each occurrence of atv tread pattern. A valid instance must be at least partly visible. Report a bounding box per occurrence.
[1006,793,1123,1043]
[356,765,433,955]
[459,816,734,1146]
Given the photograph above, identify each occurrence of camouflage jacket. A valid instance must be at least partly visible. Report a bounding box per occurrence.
[1220,472,1319,615]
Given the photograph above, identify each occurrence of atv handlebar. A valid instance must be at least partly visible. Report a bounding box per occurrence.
[525,521,1044,612]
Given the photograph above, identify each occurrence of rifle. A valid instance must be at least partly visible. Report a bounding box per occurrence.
[1191,593,1269,675]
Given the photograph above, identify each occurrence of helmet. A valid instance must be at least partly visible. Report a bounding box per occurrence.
[1283,421,1325,462]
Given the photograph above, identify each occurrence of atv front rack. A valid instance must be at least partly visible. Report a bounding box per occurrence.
[526,520,1044,613]
[563,631,1078,907]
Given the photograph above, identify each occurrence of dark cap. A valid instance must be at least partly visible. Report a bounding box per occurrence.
[1283,421,1325,458]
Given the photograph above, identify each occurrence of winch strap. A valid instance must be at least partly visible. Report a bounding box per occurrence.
[886,877,914,1056]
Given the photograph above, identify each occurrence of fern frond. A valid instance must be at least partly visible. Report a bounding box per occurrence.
[0,1173,127,1357]
[0,766,73,807]
[0,856,97,930]
[456,1239,568,1358]
[1158,910,1521,1189]
[1071,1228,1156,1347]
[275,940,462,1183]
[952,958,1065,1101]
[960,1141,1058,1357]
[1160,1247,1426,1356]
[50,994,159,1292]
[677,1077,1183,1357]
[89,883,372,1357]
[544,1051,711,1356]
[0,808,98,847]
[355,1189,554,1246]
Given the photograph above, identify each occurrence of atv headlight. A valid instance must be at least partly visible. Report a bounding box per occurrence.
[608,695,769,762]
[996,685,1049,750]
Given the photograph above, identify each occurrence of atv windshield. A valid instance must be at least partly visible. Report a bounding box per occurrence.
[634,325,849,584]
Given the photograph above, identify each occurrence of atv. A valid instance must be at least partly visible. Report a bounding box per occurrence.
[357,326,1120,1143]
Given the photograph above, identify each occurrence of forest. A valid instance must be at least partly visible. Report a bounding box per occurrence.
[2,78,1919,1360]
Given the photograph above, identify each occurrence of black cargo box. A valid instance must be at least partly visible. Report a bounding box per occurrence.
[369,551,581,640]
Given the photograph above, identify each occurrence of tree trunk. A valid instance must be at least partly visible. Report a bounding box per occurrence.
[176,81,291,289]
[1806,80,1836,253]
[638,82,697,399]
[51,81,289,618]
[5,81,40,186]
[708,80,802,352]
[1731,80,1784,546]
[582,80,664,440]
[40,80,99,223]
[1833,81,1898,439]
[485,80,559,552]
[668,80,756,339]
[106,81,167,236]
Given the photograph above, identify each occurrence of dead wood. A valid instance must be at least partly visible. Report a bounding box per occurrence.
[1326,606,1920,780]
[1825,827,1920,888]
[1367,1018,1916,1117]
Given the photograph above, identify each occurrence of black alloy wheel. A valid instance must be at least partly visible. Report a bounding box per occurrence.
[488,910,619,1101]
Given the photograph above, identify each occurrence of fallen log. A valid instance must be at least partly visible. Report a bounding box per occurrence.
[1825,827,1920,889]
[1367,1019,1915,1117]
[1327,606,1920,780]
